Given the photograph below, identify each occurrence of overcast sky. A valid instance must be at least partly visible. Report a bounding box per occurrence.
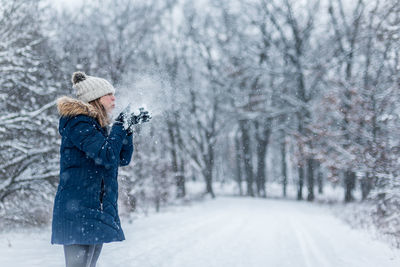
[49,0,85,10]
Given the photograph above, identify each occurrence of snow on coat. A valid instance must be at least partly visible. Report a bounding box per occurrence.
[51,96,133,245]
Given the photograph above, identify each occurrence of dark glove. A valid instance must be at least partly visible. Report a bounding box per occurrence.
[115,111,136,135]
[125,114,139,135]
[115,112,126,124]
[115,107,151,135]
[115,104,131,125]
[125,108,151,134]
[138,108,151,123]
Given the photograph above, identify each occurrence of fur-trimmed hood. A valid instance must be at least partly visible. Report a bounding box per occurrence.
[57,96,97,136]
[56,96,98,118]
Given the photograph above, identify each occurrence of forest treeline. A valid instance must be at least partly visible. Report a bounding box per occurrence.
[1,0,399,238]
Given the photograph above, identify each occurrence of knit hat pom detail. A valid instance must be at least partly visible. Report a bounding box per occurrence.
[72,71,87,85]
[71,71,115,103]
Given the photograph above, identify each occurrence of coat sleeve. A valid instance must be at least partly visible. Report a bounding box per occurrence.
[119,134,134,166]
[65,116,127,169]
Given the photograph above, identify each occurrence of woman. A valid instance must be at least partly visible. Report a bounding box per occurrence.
[51,72,134,267]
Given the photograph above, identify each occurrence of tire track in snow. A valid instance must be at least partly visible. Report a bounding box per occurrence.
[289,216,331,267]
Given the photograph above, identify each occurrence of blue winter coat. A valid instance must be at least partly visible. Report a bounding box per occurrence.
[51,96,133,245]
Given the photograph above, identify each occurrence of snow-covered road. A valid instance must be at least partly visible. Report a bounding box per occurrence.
[1,197,400,267]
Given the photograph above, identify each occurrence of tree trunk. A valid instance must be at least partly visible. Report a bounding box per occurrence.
[297,164,304,200]
[316,161,323,194]
[235,133,243,196]
[297,113,305,201]
[240,120,254,197]
[203,141,216,198]
[307,158,315,201]
[204,168,215,198]
[255,143,267,198]
[181,158,186,193]
[254,119,271,198]
[280,130,288,197]
[177,158,186,198]
[344,170,356,202]
[167,122,185,198]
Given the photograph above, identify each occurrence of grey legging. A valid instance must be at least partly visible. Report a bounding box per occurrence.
[63,244,103,267]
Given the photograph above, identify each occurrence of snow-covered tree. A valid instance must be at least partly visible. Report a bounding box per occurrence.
[0,0,61,225]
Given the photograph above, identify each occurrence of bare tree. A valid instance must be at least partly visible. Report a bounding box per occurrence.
[255,0,323,200]
[53,0,176,84]
[327,0,366,202]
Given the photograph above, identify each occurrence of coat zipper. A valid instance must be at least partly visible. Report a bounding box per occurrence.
[100,178,105,211]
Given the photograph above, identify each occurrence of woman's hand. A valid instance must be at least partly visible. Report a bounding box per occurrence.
[115,111,135,135]
[115,107,151,135]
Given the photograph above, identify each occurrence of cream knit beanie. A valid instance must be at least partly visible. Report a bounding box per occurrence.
[71,72,115,103]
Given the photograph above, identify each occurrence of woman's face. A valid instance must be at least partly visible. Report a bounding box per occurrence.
[99,93,116,114]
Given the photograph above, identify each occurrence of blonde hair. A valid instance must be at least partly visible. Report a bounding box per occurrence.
[89,98,110,128]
